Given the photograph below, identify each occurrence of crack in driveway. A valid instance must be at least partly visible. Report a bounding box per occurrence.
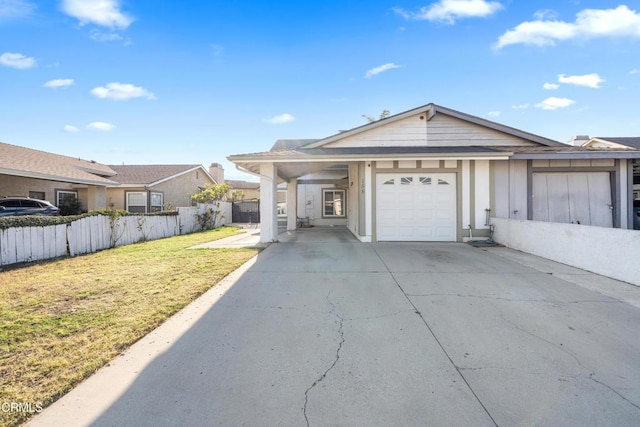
[369,245,499,426]
[303,293,345,427]
[407,293,621,305]
[497,313,640,412]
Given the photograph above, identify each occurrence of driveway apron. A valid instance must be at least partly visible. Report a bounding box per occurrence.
[29,228,640,427]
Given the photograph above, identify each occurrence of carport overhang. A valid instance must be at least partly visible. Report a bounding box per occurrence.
[228,148,513,243]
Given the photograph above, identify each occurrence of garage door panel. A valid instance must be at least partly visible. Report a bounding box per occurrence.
[376,173,456,241]
[533,172,612,227]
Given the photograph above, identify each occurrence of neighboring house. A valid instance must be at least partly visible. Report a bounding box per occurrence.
[0,141,118,211]
[208,163,260,200]
[107,164,217,212]
[578,137,640,200]
[228,103,640,243]
[226,180,260,200]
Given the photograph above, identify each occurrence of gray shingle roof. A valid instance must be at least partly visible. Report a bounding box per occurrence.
[0,141,118,185]
[270,139,319,151]
[108,164,204,185]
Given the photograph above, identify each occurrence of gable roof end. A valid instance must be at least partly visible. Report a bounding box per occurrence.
[303,103,564,149]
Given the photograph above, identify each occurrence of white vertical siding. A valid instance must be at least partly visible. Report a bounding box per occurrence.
[509,160,528,220]
[493,160,510,219]
[474,160,491,229]
[461,160,471,229]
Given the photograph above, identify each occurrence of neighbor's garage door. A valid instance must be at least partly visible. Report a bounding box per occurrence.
[532,172,613,227]
[376,173,456,241]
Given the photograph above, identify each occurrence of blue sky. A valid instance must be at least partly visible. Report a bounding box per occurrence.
[1,0,639,180]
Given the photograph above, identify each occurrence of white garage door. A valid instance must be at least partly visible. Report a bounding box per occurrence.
[376,173,457,241]
[532,172,613,227]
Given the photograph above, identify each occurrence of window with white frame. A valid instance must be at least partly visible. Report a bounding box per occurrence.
[56,190,77,207]
[323,189,345,218]
[126,191,147,213]
[150,192,164,212]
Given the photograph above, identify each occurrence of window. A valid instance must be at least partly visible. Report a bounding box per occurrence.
[150,192,164,212]
[419,177,432,185]
[29,191,45,200]
[437,178,450,185]
[126,192,147,213]
[400,176,413,185]
[56,190,77,207]
[323,189,346,217]
[383,178,395,185]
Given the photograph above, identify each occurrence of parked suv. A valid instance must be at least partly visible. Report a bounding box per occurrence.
[0,197,61,216]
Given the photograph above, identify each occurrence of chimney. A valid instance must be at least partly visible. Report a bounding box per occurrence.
[209,163,225,184]
[568,135,590,146]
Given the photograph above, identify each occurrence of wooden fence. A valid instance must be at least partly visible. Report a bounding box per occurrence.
[0,203,231,266]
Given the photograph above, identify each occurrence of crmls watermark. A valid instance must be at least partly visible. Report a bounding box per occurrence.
[1,401,43,414]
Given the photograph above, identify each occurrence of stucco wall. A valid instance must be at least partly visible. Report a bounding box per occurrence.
[152,169,215,208]
[491,217,640,286]
[106,169,215,211]
[0,174,96,211]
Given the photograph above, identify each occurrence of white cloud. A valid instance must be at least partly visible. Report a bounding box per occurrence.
[512,103,530,110]
[393,0,503,24]
[0,0,35,18]
[43,78,74,88]
[0,52,35,69]
[90,30,122,42]
[365,63,402,78]
[87,122,115,131]
[558,73,604,88]
[61,0,133,29]
[630,68,639,75]
[63,125,79,133]
[533,9,558,20]
[535,97,575,110]
[90,82,155,100]
[264,113,295,125]
[543,82,559,90]
[496,5,640,49]
[487,111,501,117]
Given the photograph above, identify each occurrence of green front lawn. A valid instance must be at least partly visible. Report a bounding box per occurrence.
[0,227,259,427]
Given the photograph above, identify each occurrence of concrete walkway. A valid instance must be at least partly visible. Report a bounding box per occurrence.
[28,227,640,426]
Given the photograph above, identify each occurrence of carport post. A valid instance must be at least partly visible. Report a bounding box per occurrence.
[259,162,279,243]
[286,179,297,231]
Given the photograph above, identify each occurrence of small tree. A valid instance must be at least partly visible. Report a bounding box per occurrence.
[191,183,230,204]
[229,190,245,202]
[191,183,230,230]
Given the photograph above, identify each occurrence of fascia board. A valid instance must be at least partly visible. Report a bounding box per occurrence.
[0,167,119,187]
[230,152,512,163]
[511,152,640,160]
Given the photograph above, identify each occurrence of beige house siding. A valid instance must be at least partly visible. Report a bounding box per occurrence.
[324,113,540,148]
[230,187,259,200]
[0,174,107,211]
[106,169,215,211]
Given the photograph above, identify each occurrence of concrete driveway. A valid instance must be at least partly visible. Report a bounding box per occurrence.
[29,227,640,426]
